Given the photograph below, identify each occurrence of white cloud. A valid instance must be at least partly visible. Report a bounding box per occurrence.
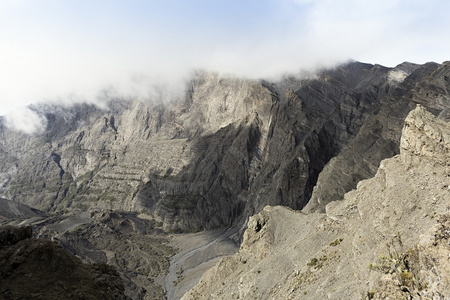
[5,106,47,135]
[1,0,450,117]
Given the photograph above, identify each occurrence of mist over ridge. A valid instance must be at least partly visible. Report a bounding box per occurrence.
[0,58,437,135]
[2,0,450,119]
[0,62,331,135]
[2,49,450,299]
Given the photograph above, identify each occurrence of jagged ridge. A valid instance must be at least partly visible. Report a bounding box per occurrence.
[182,105,450,300]
[4,61,450,233]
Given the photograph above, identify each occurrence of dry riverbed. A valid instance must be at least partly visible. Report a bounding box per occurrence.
[162,227,239,300]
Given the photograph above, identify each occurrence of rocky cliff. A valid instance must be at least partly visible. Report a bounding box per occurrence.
[2,60,450,299]
[182,105,450,300]
[3,61,450,233]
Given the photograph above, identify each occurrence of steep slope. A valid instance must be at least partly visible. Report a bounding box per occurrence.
[0,225,128,300]
[0,197,46,223]
[13,210,176,300]
[305,61,450,212]
[182,105,450,300]
[2,61,450,300]
[1,61,431,233]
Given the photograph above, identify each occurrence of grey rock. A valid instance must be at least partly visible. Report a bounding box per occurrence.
[182,105,450,300]
[2,60,450,299]
[2,61,450,234]
[0,197,46,222]
[0,225,129,300]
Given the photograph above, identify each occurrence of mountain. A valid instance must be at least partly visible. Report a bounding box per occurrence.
[3,61,450,232]
[0,197,46,222]
[182,105,450,299]
[1,60,450,299]
[0,225,128,299]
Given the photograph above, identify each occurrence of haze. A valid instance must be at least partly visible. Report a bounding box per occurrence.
[1,0,450,117]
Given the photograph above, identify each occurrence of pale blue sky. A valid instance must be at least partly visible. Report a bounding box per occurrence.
[1,0,450,116]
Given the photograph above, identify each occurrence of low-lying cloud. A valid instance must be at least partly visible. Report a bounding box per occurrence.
[1,0,450,129]
[4,106,47,135]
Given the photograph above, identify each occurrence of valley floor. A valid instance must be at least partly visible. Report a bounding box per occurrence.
[164,227,239,300]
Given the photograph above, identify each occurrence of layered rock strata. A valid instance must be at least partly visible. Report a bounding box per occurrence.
[4,61,450,232]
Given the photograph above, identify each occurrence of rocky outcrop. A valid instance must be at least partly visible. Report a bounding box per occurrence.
[13,210,175,300]
[304,61,449,212]
[401,104,450,167]
[182,106,450,299]
[1,61,450,234]
[0,225,32,246]
[2,61,450,299]
[0,226,128,300]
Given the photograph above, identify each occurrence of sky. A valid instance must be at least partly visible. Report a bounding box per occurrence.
[1,0,450,120]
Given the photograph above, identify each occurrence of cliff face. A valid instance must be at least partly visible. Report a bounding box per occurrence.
[182,105,450,300]
[304,61,450,212]
[1,61,450,233]
[2,61,450,299]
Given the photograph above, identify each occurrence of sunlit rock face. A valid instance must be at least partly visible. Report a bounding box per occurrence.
[2,61,450,233]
